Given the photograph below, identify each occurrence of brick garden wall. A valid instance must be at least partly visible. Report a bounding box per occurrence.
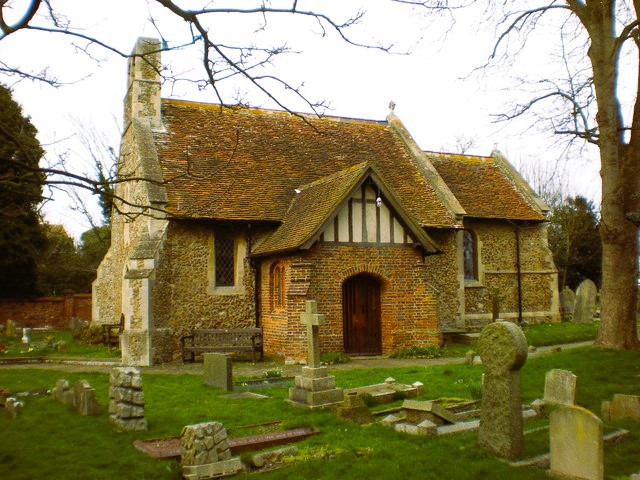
[0,294,92,329]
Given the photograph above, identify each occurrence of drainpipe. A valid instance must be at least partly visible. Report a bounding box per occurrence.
[515,225,523,324]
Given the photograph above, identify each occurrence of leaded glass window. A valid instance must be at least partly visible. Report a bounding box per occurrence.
[215,233,235,287]
[463,230,477,281]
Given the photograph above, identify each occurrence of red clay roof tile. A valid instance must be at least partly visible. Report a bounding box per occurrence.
[153,100,457,227]
[428,152,545,221]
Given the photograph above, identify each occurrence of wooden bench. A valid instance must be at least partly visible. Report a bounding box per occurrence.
[180,328,263,363]
[102,314,124,347]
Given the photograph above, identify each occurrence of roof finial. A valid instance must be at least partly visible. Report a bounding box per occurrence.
[388,100,396,113]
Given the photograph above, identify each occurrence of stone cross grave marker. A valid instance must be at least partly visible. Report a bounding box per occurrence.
[478,321,528,458]
[549,405,603,480]
[573,279,597,323]
[544,369,578,406]
[300,300,326,368]
[204,353,233,391]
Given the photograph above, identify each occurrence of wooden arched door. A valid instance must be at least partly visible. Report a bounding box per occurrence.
[343,274,382,355]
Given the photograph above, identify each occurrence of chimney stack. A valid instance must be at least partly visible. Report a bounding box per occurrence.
[124,37,162,129]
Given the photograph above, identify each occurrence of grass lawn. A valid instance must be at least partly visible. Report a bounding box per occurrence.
[441,321,599,358]
[0,329,120,359]
[1,346,639,479]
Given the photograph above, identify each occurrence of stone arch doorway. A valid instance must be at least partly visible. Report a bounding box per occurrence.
[342,273,382,355]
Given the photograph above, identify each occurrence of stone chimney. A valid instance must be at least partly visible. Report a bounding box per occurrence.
[124,37,162,129]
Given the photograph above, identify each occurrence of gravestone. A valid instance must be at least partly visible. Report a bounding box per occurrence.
[287,300,344,408]
[5,319,17,338]
[181,421,243,479]
[478,321,528,458]
[549,406,603,480]
[21,327,30,344]
[52,379,73,405]
[573,279,597,323]
[68,317,84,330]
[5,397,23,419]
[204,353,233,391]
[544,369,577,406]
[560,287,576,320]
[109,367,147,431]
[601,394,640,422]
[73,380,100,416]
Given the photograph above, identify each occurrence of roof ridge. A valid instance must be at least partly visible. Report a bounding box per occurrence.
[423,150,492,161]
[161,98,388,126]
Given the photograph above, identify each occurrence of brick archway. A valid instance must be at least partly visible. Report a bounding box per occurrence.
[339,264,389,285]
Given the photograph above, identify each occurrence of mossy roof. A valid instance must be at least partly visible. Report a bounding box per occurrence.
[252,162,440,256]
[152,99,457,228]
[427,152,546,221]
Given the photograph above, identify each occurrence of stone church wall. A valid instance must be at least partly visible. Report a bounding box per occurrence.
[461,219,559,328]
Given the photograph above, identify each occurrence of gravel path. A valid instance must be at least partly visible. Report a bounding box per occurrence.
[0,341,593,378]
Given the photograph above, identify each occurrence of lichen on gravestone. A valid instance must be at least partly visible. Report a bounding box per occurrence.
[477,321,528,459]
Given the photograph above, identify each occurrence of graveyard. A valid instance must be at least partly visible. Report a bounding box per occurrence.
[1,321,640,479]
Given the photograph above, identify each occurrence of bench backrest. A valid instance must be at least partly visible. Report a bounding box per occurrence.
[192,328,262,347]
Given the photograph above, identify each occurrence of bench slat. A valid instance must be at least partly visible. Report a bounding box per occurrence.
[181,328,263,363]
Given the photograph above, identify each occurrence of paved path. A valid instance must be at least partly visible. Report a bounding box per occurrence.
[0,341,593,378]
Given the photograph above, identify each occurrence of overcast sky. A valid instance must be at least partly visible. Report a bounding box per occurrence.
[2,1,602,239]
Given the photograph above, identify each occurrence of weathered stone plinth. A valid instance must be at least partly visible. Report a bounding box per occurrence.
[121,327,173,366]
[337,392,374,423]
[181,421,243,479]
[109,367,147,431]
[288,366,344,408]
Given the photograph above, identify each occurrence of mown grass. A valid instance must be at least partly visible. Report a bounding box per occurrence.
[1,346,639,479]
[0,330,120,359]
[441,321,599,358]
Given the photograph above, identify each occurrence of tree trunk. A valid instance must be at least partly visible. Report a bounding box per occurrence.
[577,1,640,349]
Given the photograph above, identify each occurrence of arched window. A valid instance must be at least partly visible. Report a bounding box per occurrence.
[463,230,478,281]
[271,263,285,310]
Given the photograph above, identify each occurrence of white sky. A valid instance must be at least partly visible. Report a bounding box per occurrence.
[1,0,603,239]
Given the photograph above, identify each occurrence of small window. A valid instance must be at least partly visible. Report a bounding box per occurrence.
[463,229,477,281]
[271,263,285,310]
[215,233,235,287]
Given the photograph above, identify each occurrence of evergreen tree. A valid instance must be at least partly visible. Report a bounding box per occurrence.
[548,196,602,291]
[0,84,46,297]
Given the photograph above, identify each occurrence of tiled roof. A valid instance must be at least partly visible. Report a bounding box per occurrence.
[252,163,441,256]
[252,163,369,255]
[152,100,458,228]
[427,152,545,221]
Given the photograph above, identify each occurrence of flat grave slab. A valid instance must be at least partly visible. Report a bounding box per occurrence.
[134,427,317,459]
